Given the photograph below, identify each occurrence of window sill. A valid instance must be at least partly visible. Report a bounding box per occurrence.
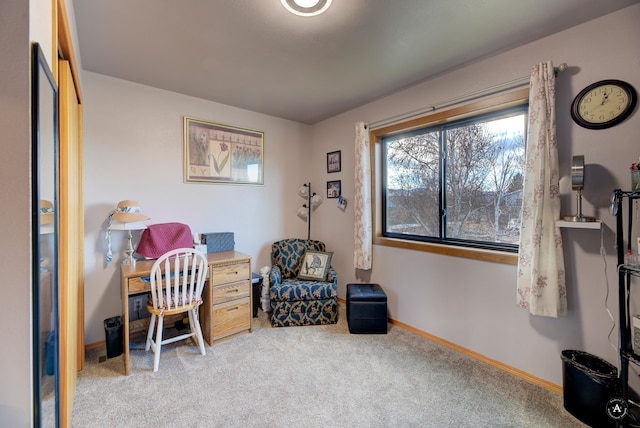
[373,236,518,265]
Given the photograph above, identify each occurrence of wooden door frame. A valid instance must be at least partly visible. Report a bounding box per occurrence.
[55,1,85,426]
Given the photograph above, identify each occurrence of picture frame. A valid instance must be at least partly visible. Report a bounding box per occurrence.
[327,180,341,198]
[184,116,264,185]
[327,150,341,173]
[337,195,347,211]
[297,251,333,281]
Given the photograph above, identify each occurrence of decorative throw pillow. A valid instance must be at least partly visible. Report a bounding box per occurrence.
[297,251,333,281]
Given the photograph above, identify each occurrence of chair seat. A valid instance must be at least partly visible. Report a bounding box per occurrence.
[146,290,201,315]
[270,278,337,302]
[147,301,200,317]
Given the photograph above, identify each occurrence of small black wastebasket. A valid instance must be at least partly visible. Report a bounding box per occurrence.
[104,316,123,358]
[45,333,55,376]
[561,349,620,427]
[252,273,262,318]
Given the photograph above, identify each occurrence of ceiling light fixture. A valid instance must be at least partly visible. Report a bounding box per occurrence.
[281,0,332,17]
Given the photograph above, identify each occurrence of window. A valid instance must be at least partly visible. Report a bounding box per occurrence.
[372,89,528,263]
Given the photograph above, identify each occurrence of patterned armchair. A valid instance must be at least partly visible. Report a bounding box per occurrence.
[269,239,338,327]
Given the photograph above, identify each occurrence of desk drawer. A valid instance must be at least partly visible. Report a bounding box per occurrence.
[212,280,250,305]
[213,297,250,339]
[128,277,150,294]
[210,261,250,285]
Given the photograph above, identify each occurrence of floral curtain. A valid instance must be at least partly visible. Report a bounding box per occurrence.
[354,121,372,270]
[516,61,566,317]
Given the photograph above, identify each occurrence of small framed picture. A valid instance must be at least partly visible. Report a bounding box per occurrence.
[337,195,347,211]
[327,180,341,198]
[297,251,333,281]
[327,150,341,173]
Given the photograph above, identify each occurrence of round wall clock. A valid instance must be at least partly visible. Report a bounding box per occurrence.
[570,79,637,129]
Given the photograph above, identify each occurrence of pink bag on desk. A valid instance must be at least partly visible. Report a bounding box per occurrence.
[136,222,193,258]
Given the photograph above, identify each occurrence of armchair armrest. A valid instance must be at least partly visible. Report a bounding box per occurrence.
[269,265,282,286]
[327,267,337,285]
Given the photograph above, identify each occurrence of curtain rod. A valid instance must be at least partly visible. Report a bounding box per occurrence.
[368,63,567,130]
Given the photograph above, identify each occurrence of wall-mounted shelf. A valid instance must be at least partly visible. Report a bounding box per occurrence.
[556,220,601,229]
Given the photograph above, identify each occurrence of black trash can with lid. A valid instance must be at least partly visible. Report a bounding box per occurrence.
[561,349,620,427]
[104,316,123,358]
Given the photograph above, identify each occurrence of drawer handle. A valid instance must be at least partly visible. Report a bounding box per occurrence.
[226,289,239,294]
[226,307,239,313]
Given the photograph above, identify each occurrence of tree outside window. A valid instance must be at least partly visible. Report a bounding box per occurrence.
[382,106,527,251]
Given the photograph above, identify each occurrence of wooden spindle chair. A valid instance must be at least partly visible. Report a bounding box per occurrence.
[145,248,208,371]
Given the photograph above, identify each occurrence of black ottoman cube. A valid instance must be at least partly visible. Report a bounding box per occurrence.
[347,283,387,334]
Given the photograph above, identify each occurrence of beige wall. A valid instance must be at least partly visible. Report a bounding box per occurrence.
[81,72,312,344]
[310,4,640,387]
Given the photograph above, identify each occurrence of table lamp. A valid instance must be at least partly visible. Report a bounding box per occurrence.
[106,200,149,265]
[108,221,147,265]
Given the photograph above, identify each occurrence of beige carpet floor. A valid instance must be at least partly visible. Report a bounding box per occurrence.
[67,303,587,427]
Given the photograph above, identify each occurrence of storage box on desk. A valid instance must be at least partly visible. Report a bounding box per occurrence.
[202,232,235,253]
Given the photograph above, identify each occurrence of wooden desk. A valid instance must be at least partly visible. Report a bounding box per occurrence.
[120,250,252,375]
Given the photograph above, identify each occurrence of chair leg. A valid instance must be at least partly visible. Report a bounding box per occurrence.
[189,309,206,356]
[153,315,164,372]
[145,313,156,351]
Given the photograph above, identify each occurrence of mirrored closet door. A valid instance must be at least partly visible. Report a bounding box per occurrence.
[32,42,60,427]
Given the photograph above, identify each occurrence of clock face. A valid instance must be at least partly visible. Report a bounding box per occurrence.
[571,80,637,129]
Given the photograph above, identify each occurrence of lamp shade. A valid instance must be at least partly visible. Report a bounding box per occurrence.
[107,221,148,231]
[298,185,309,198]
[311,194,323,207]
[297,207,308,219]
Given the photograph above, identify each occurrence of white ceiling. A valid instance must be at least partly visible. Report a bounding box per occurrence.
[73,0,639,124]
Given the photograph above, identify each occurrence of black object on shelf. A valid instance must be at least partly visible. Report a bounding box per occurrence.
[561,349,619,427]
[104,316,123,358]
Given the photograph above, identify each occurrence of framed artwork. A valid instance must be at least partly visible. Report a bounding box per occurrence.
[327,150,341,173]
[184,117,264,184]
[327,180,341,198]
[337,195,347,211]
[297,251,333,281]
